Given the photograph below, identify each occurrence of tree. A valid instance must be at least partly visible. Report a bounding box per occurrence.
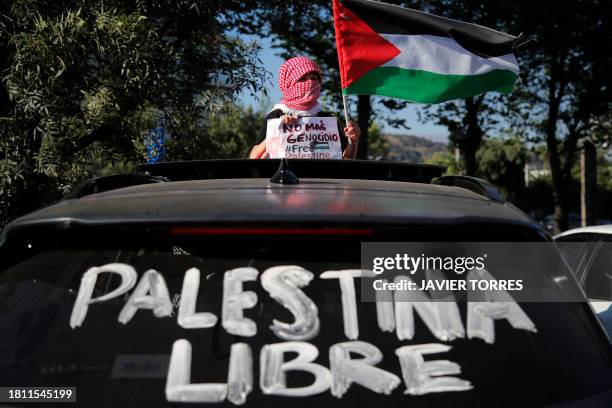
[420,94,503,176]
[417,0,516,176]
[367,121,390,160]
[167,104,266,160]
[504,0,612,232]
[0,0,268,225]
[425,151,463,176]
[425,136,528,201]
[476,137,528,201]
[246,0,424,159]
[421,0,612,231]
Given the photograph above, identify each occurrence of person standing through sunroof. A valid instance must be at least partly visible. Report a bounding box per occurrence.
[249,56,360,159]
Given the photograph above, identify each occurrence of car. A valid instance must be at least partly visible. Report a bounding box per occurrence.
[543,214,612,234]
[543,213,583,233]
[0,159,610,407]
[555,225,612,336]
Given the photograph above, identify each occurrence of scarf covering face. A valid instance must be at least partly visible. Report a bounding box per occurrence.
[278,56,322,111]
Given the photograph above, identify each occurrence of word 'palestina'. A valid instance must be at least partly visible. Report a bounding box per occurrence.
[70,264,537,405]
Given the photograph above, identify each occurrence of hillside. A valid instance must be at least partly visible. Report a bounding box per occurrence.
[382,134,448,163]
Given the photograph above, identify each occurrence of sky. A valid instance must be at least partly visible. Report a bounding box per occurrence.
[237,35,450,143]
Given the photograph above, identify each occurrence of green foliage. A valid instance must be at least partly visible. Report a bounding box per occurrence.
[367,122,390,160]
[476,137,528,200]
[425,151,464,176]
[414,0,612,230]
[0,0,268,226]
[569,147,612,192]
[598,154,612,192]
[167,104,265,160]
[503,0,612,230]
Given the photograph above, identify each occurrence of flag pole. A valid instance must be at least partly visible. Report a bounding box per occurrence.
[342,92,353,145]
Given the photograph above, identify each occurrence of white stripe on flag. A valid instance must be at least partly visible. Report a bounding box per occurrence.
[381,34,519,76]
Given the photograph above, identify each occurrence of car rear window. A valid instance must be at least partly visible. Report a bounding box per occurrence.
[556,234,612,301]
[0,226,611,407]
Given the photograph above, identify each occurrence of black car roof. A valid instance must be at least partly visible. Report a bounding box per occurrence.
[3,165,540,236]
[0,160,545,240]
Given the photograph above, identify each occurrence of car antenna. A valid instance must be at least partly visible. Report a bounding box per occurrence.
[270,158,299,185]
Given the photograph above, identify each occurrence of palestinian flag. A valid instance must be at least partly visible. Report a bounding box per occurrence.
[332,0,522,103]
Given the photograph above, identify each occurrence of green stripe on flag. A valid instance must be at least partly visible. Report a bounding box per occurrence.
[343,67,517,103]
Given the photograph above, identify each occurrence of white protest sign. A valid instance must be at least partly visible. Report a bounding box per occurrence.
[266,117,342,159]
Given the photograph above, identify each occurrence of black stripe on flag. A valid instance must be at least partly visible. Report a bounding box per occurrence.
[342,0,520,58]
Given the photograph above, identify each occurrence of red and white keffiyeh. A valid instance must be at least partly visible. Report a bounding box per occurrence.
[278,56,322,111]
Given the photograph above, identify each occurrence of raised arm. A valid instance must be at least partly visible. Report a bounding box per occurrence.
[342,121,361,159]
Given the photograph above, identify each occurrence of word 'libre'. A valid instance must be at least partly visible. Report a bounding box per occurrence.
[69,264,537,404]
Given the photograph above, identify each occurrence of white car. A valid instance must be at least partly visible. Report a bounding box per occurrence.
[555,225,612,335]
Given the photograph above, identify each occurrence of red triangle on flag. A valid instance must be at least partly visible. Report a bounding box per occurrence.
[333,0,401,89]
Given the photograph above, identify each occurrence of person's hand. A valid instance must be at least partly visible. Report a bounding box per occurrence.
[249,140,267,159]
[344,121,360,144]
[281,114,299,125]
